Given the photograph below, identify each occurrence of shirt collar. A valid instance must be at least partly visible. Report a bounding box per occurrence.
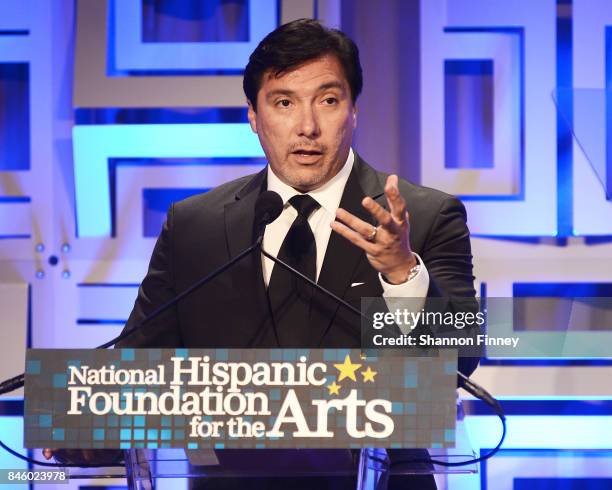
[266,148,355,214]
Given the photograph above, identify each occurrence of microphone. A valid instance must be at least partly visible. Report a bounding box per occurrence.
[99,191,283,349]
[0,191,285,394]
[255,190,284,235]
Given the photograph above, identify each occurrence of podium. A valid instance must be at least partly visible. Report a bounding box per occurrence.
[24,347,476,488]
[55,402,477,489]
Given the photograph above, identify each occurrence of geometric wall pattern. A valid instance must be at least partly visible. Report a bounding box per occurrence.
[451,401,612,490]
[113,0,277,71]
[0,0,54,380]
[422,1,612,488]
[0,1,612,489]
[72,124,265,237]
[421,0,557,236]
[571,0,612,235]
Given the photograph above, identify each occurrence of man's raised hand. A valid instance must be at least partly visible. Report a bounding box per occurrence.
[330,174,416,284]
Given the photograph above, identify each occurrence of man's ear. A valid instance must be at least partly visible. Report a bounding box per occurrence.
[247,100,258,134]
[352,104,358,129]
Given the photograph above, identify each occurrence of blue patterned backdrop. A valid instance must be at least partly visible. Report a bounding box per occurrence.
[0,1,611,489]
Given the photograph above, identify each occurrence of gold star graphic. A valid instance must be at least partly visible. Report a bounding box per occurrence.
[327,381,341,396]
[334,354,362,382]
[361,366,377,383]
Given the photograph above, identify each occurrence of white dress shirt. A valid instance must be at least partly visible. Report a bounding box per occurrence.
[262,148,429,329]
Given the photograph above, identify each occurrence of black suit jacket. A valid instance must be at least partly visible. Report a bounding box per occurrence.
[119,154,477,375]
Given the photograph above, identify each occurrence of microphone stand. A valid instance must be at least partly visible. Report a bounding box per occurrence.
[0,240,369,395]
[98,236,264,349]
[0,235,264,395]
[260,247,366,328]
[1,228,506,470]
[260,246,507,467]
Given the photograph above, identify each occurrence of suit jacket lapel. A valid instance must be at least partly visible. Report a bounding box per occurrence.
[222,155,387,347]
[224,169,276,346]
[312,154,386,344]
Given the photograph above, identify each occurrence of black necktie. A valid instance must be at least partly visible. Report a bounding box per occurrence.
[267,195,320,345]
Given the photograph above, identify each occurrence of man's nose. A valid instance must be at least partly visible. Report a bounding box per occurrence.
[296,105,320,138]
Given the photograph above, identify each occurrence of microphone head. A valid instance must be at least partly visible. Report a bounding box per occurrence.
[255,191,284,228]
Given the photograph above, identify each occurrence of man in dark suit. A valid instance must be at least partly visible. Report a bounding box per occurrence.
[120,152,476,353]
[120,19,477,356]
[51,18,477,489]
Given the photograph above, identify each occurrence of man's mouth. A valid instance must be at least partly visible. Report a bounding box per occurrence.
[292,149,323,156]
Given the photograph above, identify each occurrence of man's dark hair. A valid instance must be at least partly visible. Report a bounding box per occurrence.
[243,19,363,110]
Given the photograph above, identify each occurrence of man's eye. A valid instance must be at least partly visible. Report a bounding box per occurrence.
[277,99,291,107]
[323,97,338,105]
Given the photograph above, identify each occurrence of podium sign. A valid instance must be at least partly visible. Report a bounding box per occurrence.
[24,348,457,450]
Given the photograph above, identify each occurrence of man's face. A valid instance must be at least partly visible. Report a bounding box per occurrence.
[247,54,357,192]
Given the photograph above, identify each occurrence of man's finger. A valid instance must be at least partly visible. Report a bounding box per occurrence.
[362,197,393,228]
[336,208,378,238]
[330,220,377,254]
[384,175,407,222]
